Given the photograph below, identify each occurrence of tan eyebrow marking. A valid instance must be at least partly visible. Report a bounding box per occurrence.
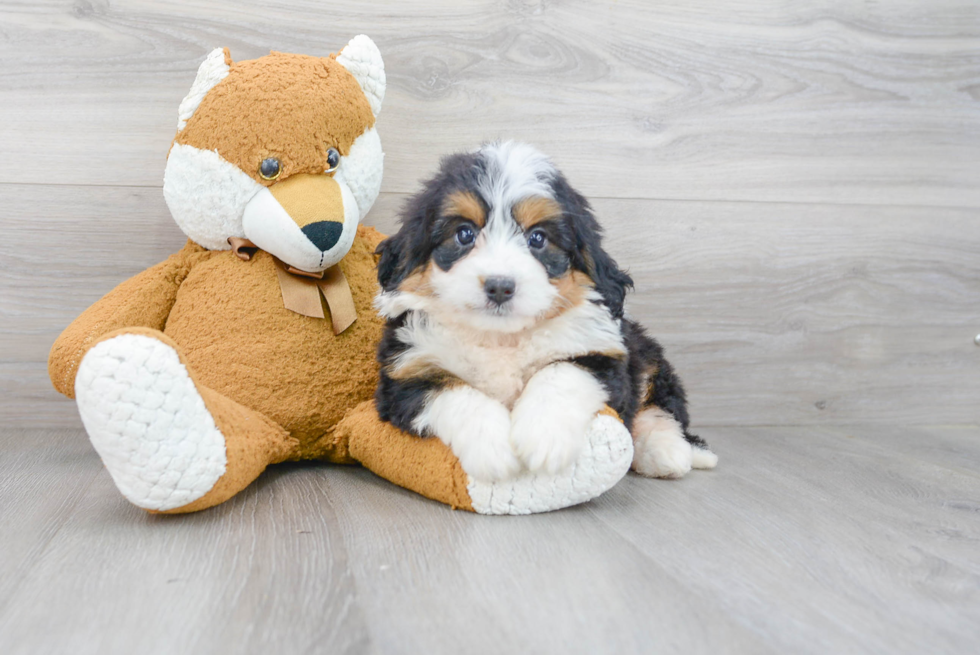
[442,190,486,227]
[513,196,562,229]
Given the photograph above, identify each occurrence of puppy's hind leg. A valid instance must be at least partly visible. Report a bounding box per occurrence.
[684,430,719,471]
[626,321,717,478]
[631,407,692,479]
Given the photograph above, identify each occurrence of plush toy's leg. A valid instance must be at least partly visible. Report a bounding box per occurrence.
[74,328,297,514]
[336,402,633,515]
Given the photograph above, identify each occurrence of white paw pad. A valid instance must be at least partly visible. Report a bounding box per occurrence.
[467,413,633,515]
[75,334,227,511]
[631,408,693,479]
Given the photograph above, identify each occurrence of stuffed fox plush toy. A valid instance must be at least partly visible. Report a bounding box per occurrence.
[48,36,634,515]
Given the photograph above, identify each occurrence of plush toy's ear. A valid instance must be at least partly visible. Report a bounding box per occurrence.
[336,35,386,117]
[176,47,232,131]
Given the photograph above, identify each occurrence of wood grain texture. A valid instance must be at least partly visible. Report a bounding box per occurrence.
[0,0,978,205]
[4,183,977,428]
[590,423,980,655]
[1,3,979,651]
[1,426,978,654]
[0,431,372,655]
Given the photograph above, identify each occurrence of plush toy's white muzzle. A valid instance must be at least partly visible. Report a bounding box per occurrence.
[242,173,360,272]
[163,127,384,272]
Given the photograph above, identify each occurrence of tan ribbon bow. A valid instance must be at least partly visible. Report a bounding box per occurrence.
[228,237,358,335]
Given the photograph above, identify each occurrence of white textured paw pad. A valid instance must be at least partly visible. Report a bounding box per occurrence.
[466,414,633,515]
[75,334,227,511]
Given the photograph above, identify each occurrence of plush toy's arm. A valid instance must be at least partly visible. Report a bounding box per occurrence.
[48,241,210,398]
[357,224,387,260]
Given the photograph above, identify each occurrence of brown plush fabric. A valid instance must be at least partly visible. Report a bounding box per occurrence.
[47,242,213,398]
[598,404,622,420]
[162,229,385,458]
[175,52,376,186]
[339,401,475,512]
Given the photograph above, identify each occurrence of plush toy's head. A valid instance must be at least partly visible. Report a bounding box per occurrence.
[163,35,385,273]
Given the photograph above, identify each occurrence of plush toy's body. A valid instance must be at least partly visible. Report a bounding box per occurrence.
[48,37,634,515]
[52,237,383,455]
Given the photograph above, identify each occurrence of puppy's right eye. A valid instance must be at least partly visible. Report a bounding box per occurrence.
[455,224,476,246]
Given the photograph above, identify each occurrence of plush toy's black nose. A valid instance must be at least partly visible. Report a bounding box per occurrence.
[301,221,343,252]
[484,276,516,305]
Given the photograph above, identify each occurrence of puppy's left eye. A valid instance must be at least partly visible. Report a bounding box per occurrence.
[527,229,547,250]
[455,224,476,246]
[325,147,341,173]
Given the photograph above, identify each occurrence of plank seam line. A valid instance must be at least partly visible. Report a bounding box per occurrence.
[1,182,978,212]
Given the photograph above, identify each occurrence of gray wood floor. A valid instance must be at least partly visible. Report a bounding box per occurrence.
[1,1,978,653]
[1,425,979,654]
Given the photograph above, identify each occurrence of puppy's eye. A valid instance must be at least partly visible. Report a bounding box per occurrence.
[455,224,476,246]
[527,229,547,250]
[259,157,281,181]
[325,147,340,173]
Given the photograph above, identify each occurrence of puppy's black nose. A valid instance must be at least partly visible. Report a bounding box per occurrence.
[301,220,343,252]
[484,276,516,305]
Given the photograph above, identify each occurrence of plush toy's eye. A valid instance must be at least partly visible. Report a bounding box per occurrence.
[259,158,281,181]
[325,147,341,173]
[455,224,476,247]
[527,229,547,250]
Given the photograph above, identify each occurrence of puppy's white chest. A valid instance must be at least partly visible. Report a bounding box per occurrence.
[447,341,535,408]
[393,304,626,408]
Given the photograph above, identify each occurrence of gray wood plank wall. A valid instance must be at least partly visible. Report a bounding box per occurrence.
[1,0,978,429]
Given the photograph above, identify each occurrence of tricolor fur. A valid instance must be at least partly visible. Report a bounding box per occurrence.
[374,142,718,482]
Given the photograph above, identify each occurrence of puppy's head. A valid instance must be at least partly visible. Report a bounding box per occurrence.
[376,141,632,332]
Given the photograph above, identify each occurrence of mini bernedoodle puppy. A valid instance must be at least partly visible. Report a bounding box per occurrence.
[373,141,718,482]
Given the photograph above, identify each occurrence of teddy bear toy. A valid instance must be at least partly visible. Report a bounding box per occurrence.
[48,36,634,515]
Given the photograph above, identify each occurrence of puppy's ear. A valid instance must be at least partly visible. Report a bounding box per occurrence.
[375,190,433,291]
[585,237,633,319]
[377,151,482,292]
[552,173,633,318]
[375,234,407,291]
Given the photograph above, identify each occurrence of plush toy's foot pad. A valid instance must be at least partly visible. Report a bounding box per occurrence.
[75,334,227,511]
[467,413,633,515]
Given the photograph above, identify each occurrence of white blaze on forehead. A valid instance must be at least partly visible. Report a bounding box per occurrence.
[476,141,557,238]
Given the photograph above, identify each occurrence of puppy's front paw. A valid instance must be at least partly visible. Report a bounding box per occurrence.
[510,363,606,474]
[455,418,522,483]
[510,405,587,474]
[414,386,520,482]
